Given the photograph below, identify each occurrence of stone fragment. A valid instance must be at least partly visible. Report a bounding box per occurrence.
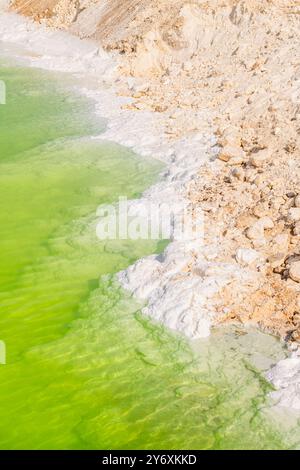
[260,216,275,229]
[273,233,289,251]
[294,195,300,208]
[236,213,256,229]
[270,196,285,210]
[246,223,263,240]
[227,156,245,166]
[288,208,300,223]
[289,262,300,283]
[293,222,300,236]
[268,253,286,269]
[250,148,271,168]
[218,127,241,147]
[286,278,300,291]
[235,248,261,267]
[135,83,150,94]
[252,238,267,249]
[246,217,274,240]
[253,202,269,218]
[231,167,244,181]
[218,145,246,163]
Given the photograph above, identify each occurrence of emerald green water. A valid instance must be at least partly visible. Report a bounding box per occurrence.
[0,58,295,449]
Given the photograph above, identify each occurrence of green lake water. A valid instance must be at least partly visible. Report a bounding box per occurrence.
[0,57,297,449]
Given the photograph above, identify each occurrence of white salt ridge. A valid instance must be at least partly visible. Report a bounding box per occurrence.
[267,353,300,412]
[1,9,300,408]
[119,251,257,338]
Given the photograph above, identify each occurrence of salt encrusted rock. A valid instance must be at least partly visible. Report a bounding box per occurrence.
[267,356,300,410]
[235,248,261,267]
[218,145,246,163]
[118,255,163,299]
[288,208,300,223]
[246,216,274,240]
[289,261,300,283]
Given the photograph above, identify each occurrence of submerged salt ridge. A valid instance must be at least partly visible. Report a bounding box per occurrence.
[0,10,300,417]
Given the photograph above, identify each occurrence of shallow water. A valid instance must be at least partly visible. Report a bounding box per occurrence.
[0,58,296,449]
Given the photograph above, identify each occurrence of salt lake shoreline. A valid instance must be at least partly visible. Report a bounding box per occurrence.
[1,9,300,414]
[0,11,218,339]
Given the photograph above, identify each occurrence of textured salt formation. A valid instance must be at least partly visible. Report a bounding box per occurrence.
[267,354,300,411]
[119,252,259,338]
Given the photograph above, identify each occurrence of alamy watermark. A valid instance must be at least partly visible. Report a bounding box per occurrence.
[0,80,6,105]
[96,197,204,242]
